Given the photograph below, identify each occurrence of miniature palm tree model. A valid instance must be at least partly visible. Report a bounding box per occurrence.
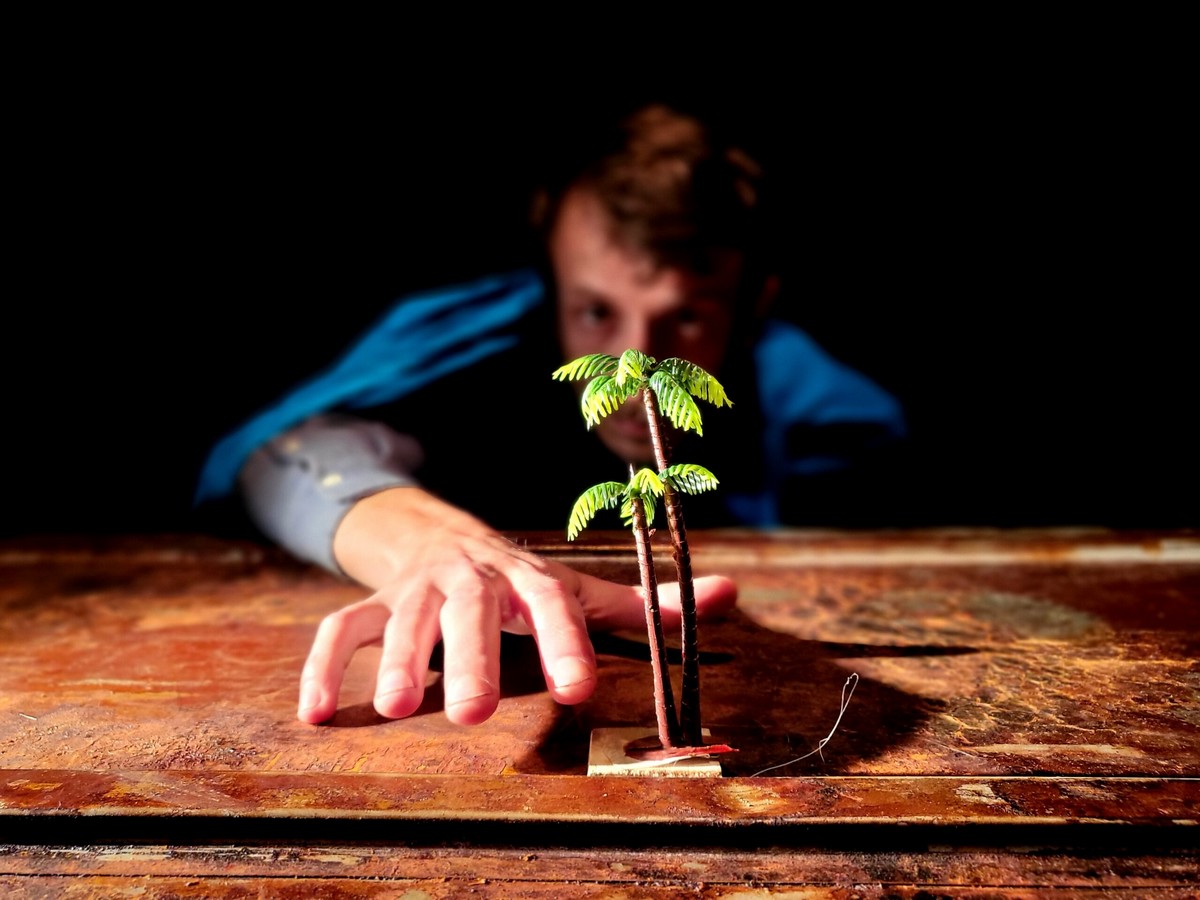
[553,349,730,753]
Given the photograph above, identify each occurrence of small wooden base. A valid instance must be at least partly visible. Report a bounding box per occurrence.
[587,727,724,777]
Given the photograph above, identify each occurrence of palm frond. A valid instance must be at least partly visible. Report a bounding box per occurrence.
[620,469,662,530]
[629,467,664,499]
[620,492,657,529]
[616,348,654,388]
[661,463,720,495]
[659,358,733,408]
[567,481,627,540]
[580,376,636,428]
[552,353,618,382]
[649,370,705,435]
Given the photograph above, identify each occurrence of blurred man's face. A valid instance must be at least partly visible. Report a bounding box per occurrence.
[550,188,741,464]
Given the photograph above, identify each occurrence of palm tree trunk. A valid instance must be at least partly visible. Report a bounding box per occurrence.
[641,389,703,746]
[628,464,680,749]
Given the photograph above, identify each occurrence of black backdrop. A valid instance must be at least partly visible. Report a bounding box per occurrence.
[5,59,1193,537]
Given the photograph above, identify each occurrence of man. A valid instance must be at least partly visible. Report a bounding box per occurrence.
[195,103,906,727]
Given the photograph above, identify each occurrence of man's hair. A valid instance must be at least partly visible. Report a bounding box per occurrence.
[531,102,776,285]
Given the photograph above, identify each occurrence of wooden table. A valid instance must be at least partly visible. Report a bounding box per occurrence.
[1,529,1197,897]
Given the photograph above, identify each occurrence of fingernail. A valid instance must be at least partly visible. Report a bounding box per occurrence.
[444,675,498,708]
[552,656,594,690]
[298,681,321,713]
[376,669,418,698]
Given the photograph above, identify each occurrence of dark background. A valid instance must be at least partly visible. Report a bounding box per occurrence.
[4,52,1193,538]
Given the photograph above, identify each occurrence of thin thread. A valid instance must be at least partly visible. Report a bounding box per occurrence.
[750,672,859,777]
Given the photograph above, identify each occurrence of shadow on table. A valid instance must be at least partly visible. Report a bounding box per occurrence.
[316,609,973,777]
[517,608,977,776]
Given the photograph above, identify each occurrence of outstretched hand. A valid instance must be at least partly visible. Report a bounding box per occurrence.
[296,486,737,726]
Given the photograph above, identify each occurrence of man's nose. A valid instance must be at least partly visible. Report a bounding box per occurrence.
[618,316,653,357]
[620,315,674,361]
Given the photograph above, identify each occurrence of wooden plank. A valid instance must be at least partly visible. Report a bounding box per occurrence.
[2,772,1200,830]
[2,876,1196,899]
[1,531,1196,818]
[2,845,1198,895]
[1,770,1198,825]
[2,530,1198,891]
[3,540,1196,785]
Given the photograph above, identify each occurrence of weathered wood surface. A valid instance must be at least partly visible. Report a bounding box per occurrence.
[2,845,1198,897]
[1,528,1197,894]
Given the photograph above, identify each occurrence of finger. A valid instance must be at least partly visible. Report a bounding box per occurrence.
[298,599,392,724]
[570,568,739,632]
[656,574,739,623]
[502,563,597,706]
[438,572,503,726]
[373,585,444,719]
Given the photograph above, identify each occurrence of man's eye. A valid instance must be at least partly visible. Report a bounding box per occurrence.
[580,303,613,326]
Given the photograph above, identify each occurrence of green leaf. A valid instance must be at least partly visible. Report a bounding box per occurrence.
[649,370,705,435]
[620,492,657,529]
[619,496,633,526]
[615,348,654,387]
[643,494,657,527]
[661,463,720,495]
[659,358,733,408]
[623,469,663,528]
[580,376,633,428]
[629,467,664,499]
[552,353,618,382]
[567,481,626,540]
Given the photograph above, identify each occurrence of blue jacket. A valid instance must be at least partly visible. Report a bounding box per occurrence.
[195,268,906,527]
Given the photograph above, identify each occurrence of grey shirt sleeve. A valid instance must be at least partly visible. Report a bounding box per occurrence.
[238,413,425,575]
